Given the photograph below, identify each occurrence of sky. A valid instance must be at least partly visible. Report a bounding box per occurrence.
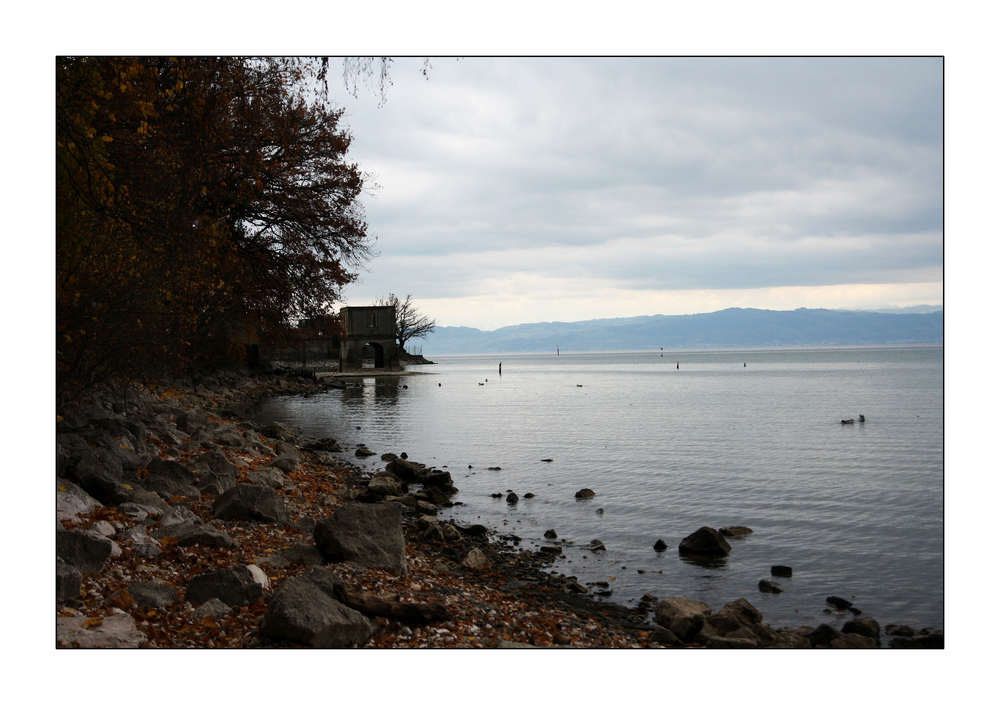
[327,57,943,331]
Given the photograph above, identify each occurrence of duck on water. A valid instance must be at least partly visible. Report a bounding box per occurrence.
[841,414,866,425]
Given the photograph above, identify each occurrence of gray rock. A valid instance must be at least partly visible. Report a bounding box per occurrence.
[544,529,558,539]
[248,468,288,489]
[889,628,943,649]
[128,581,179,608]
[67,447,124,503]
[705,635,759,648]
[157,506,202,527]
[716,598,762,627]
[185,565,269,607]
[718,525,753,537]
[210,423,246,447]
[56,480,104,523]
[826,595,853,610]
[831,633,878,648]
[259,422,296,441]
[57,613,147,648]
[281,542,325,566]
[261,576,375,648]
[461,547,489,569]
[152,522,239,548]
[143,474,201,501]
[650,625,683,645]
[843,617,881,642]
[192,597,232,621]
[653,539,668,551]
[56,560,82,601]
[145,457,198,486]
[678,526,732,556]
[314,502,408,575]
[769,631,812,648]
[574,488,596,499]
[107,485,171,515]
[654,597,712,641]
[758,579,784,594]
[270,456,301,473]
[422,469,456,491]
[368,472,404,496]
[56,528,116,573]
[213,484,290,523]
[807,623,844,648]
[386,457,428,481]
[274,441,304,463]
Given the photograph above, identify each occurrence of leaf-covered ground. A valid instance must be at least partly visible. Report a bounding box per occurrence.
[58,381,659,648]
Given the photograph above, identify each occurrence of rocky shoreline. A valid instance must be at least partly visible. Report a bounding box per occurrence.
[56,368,942,648]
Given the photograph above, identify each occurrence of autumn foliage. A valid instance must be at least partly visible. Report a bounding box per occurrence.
[57,57,369,400]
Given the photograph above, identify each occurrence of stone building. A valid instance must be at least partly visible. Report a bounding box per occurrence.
[338,305,400,372]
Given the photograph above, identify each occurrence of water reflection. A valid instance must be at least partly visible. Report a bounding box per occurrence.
[341,377,406,404]
[679,554,730,570]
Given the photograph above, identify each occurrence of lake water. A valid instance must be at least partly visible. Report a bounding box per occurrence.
[251,346,944,632]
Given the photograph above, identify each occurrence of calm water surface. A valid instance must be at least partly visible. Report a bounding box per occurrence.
[252,346,943,631]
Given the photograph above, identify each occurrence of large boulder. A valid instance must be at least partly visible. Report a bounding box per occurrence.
[212,484,290,523]
[108,484,172,516]
[56,528,116,573]
[368,471,404,496]
[261,576,376,648]
[185,565,269,607]
[314,502,407,575]
[421,470,457,494]
[842,617,881,642]
[654,597,712,642]
[807,623,845,648]
[66,448,124,503]
[190,450,238,495]
[385,457,429,482]
[678,526,732,556]
[716,597,762,626]
[145,458,198,486]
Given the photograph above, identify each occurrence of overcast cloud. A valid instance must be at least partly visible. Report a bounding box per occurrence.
[332,57,942,330]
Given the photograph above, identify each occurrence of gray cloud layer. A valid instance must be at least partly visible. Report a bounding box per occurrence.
[335,57,942,327]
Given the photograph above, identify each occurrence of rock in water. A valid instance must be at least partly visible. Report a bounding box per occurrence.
[575,488,596,499]
[826,595,853,610]
[653,539,668,551]
[718,526,753,537]
[678,526,732,556]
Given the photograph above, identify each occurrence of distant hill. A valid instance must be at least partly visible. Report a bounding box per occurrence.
[420,307,943,355]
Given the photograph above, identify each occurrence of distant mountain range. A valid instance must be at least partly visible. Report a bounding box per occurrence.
[419,306,943,355]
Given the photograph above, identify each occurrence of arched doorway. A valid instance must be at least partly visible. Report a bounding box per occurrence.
[362,342,386,369]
